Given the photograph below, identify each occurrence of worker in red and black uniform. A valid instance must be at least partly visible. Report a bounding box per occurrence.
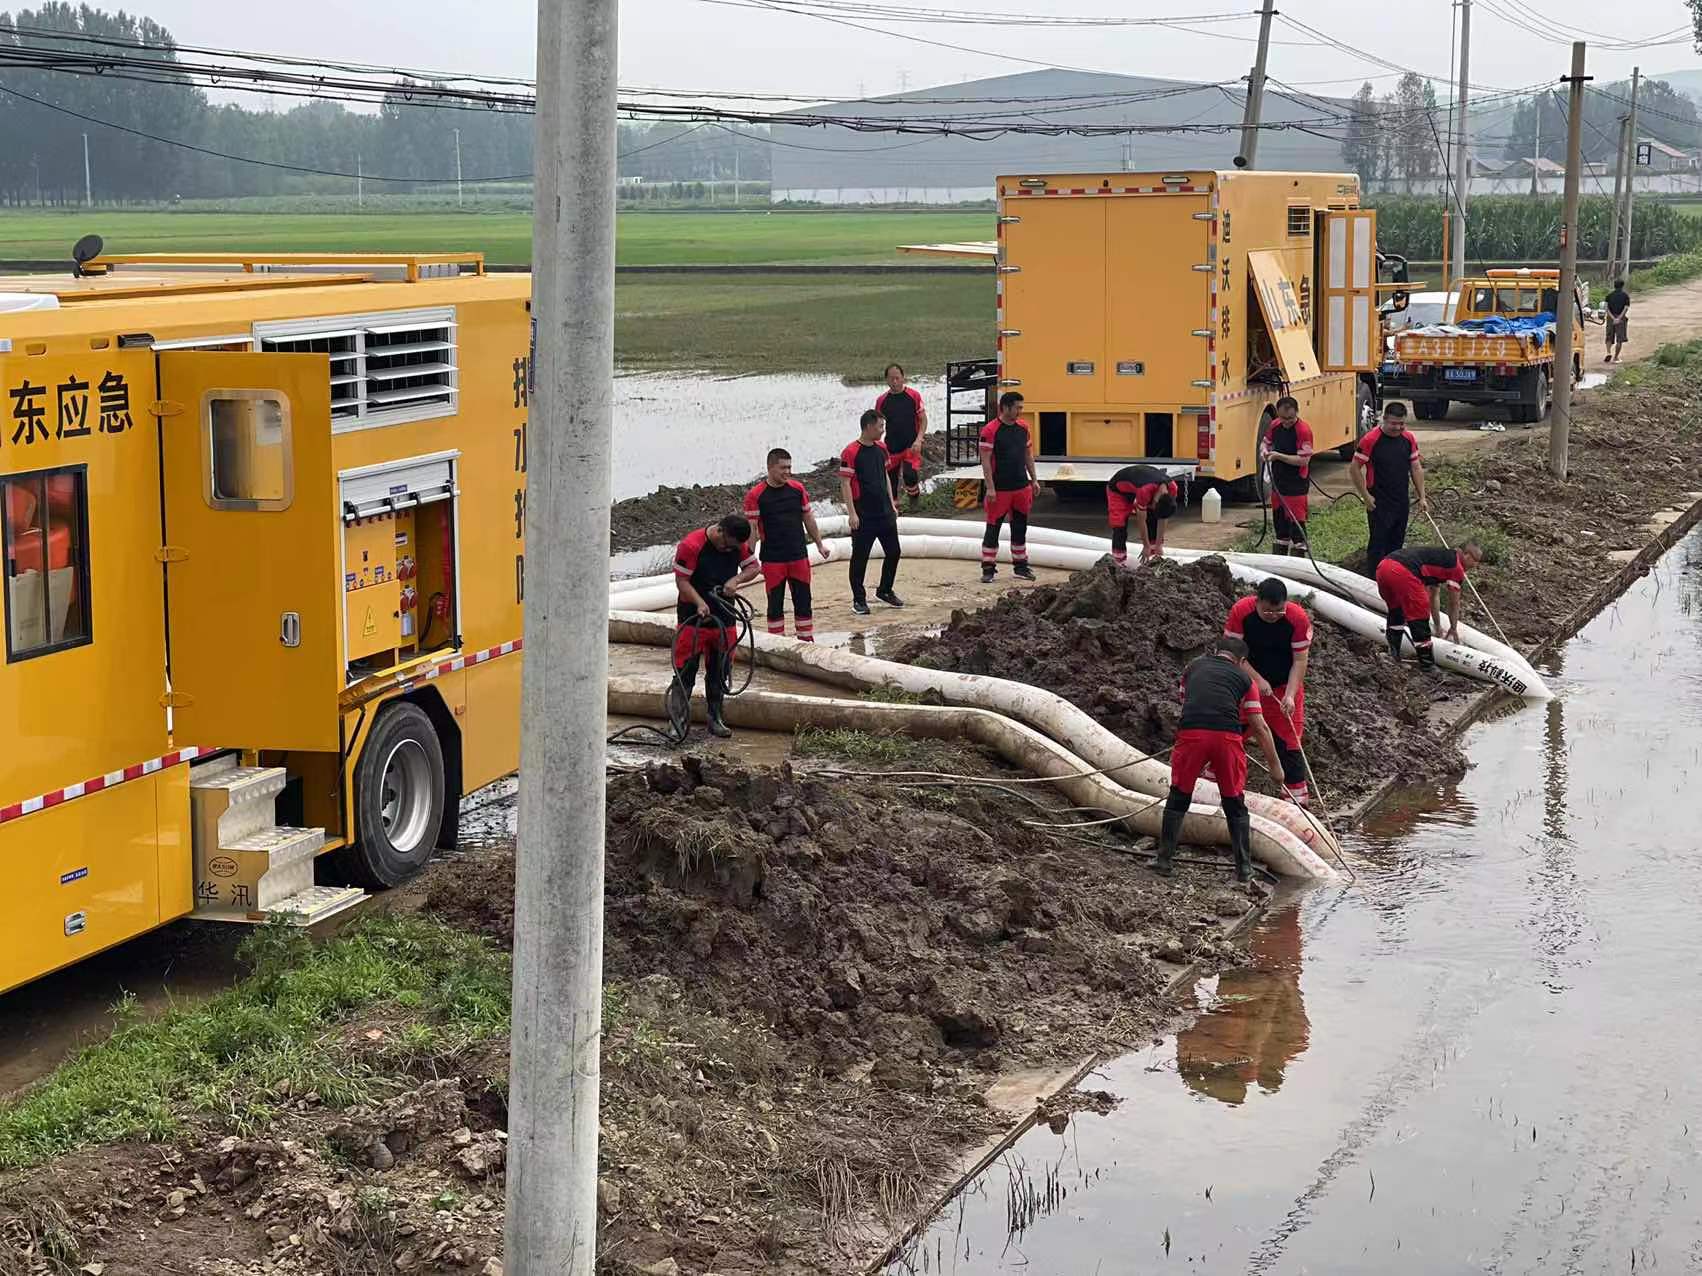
[875,363,928,509]
[979,390,1038,584]
[1155,636,1286,882]
[1351,401,1430,574]
[1224,577,1313,805]
[840,409,904,615]
[1105,463,1179,566]
[744,447,829,643]
[1262,395,1314,557]
[1374,541,1484,670]
[673,514,761,739]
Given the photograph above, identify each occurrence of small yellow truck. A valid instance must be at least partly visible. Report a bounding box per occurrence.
[1384,269,1587,423]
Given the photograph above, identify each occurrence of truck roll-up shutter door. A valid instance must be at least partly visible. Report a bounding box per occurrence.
[340,452,458,523]
[1318,209,1378,372]
[1247,249,1321,383]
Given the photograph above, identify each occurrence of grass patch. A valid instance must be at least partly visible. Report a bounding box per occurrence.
[859,683,933,705]
[615,273,986,381]
[0,915,510,1170]
[1630,247,1702,292]
[793,725,929,764]
[0,208,990,267]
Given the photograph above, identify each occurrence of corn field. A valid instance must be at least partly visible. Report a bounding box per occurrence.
[1365,196,1702,263]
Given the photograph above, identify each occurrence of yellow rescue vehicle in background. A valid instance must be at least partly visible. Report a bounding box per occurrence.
[904,169,1404,497]
[0,248,530,994]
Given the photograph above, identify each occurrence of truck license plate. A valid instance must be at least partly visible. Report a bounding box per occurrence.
[1444,367,1478,382]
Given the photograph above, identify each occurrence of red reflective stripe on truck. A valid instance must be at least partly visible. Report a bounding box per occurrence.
[0,746,213,827]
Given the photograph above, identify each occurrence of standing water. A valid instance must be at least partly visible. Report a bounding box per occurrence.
[890,526,1702,1274]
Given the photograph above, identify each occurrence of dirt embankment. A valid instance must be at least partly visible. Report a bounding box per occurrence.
[892,557,1468,809]
[3,755,1253,1276]
[611,434,948,553]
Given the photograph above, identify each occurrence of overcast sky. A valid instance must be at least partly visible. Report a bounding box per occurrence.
[129,0,1701,107]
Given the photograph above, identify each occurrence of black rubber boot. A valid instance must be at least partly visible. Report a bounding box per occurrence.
[671,656,701,741]
[1226,803,1254,882]
[704,655,733,738]
[1416,644,1439,676]
[1385,626,1404,662]
[1154,789,1189,877]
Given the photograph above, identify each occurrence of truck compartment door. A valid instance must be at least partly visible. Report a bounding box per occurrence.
[1248,249,1322,383]
[1318,209,1379,372]
[157,352,340,753]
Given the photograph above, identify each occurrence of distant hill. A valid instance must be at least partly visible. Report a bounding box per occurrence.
[1651,69,1702,107]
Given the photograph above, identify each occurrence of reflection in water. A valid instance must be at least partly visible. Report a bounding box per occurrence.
[1177,905,1309,1106]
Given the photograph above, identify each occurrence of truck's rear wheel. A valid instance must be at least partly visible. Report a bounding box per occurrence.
[1414,398,1446,421]
[1337,381,1375,459]
[1513,369,1548,424]
[346,701,447,888]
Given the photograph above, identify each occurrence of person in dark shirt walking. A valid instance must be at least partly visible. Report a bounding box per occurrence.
[1263,396,1314,557]
[840,409,904,615]
[1224,577,1313,805]
[673,514,761,738]
[875,363,928,507]
[1374,542,1483,670]
[1604,279,1631,364]
[1350,402,1429,574]
[1155,636,1286,881]
[744,447,829,643]
[1105,463,1180,567]
[979,391,1038,584]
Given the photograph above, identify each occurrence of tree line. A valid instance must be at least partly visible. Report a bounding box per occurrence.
[0,3,770,205]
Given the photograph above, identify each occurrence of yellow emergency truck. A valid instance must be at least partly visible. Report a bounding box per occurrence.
[904,169,1399,497]
[0,248,530,994]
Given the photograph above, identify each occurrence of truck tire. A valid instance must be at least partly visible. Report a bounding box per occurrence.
[1413,398,1444,422]
[1337,381,1375,459]
[345,701,447,889]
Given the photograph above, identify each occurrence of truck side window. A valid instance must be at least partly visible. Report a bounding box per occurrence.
[2,466,92,661]
[1472,287,1494,314]
[205,392,292,511]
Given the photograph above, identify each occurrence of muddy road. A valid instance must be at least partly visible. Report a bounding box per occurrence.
[888,524,1702,1274]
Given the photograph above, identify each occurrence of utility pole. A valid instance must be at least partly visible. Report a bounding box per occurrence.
[1530,100,1540,196]
[506,0,615,1266]
[1450,0,1472,289]
[1551,41,1589,481]
[357,154,363,208]
[454,127,464,206]
[1236,0,1277,169]
[82,132,91,207]
[1607,112,1628,278]
[732,139,740,208]
[1617,66,1641,279]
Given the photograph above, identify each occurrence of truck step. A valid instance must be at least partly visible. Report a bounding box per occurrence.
[194,884,367,927]
[195,826,325,915]
[190,764,289,845]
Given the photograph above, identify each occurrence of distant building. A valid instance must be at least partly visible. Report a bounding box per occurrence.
[1637,138,1693,174]
[767,69,1348,205]
[1499,157,1565,179]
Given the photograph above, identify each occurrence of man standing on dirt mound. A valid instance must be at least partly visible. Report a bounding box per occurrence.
[1224,577,1313,805]
[1156,636,1286,882]
[980,391,1039,584]
[1262,396,1314,557]
[840,409,904,616]
[673,514,762,739]
[744,447,830,642]
[1374,541,1483,672]
[1351,401,1429,574]
[1105,463,1179,566]
[875,363,928,509]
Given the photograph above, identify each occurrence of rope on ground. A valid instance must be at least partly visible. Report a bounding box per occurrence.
[1266,701,1358,885]
[1246,747,1355,882]
[1423,509,1516,650]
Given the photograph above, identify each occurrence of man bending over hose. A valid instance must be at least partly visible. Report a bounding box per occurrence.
[1224,576,1313,805]
[1106,463,1179,566]
[1155,636,1285,882]
[672,514,761,739]
[1374,542,1484,671]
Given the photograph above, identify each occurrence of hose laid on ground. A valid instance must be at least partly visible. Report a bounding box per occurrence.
[605,676,1335,879]
[608,607,1339,868]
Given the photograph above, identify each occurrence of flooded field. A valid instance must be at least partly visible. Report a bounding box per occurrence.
[889,526,1702,1275]
[613,370,907,499]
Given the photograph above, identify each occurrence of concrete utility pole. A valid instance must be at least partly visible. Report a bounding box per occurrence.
[1530,101,1540,196]
[1551,41,1589,482]
[505,0,616,1265]
[1236,0,1277,169]
[454,127,464,206]
[82,132,91,207]
[1450,0,1472,289]
[1617,66,1641,279]
[357,154,363,208]
[1607,113,1628,278]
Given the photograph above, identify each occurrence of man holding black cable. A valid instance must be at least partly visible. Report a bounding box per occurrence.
[1262,396,1313,558]
[672,514,761,739]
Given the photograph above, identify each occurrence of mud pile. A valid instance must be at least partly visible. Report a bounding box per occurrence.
[611,434,947,552]
[893,557,1466,807]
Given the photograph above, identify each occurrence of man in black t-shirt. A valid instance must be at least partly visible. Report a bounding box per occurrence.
[1155,636,1285,881]
[1350,402,1430,574]
[1604,279,1631,364]
[839,410,904,615]
[744,447,829,642]
[979,391,1038,583]
[673,514,761,738]
[875,363,928,507]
